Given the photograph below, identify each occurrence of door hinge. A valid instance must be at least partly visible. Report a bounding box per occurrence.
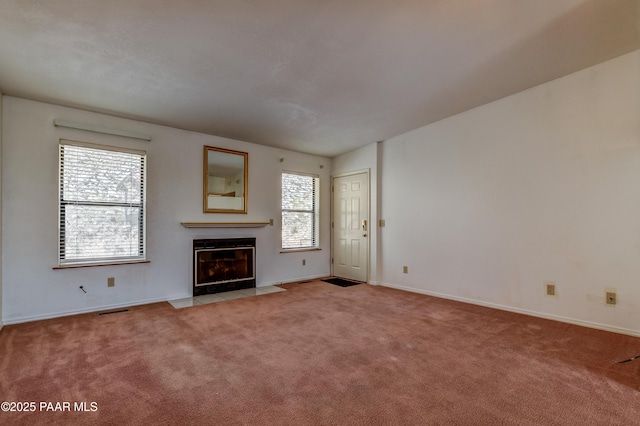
[331,258,334,264]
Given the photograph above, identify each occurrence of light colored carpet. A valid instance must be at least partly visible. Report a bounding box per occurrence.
[1,280,639,425]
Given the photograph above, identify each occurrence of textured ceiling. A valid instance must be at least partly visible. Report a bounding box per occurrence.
[0,0,638,157]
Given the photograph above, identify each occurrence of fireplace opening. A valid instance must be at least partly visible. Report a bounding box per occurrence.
[193,238,256,296]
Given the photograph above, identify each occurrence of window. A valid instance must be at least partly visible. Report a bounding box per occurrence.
[58,141,147,266]
[282,172,319,249]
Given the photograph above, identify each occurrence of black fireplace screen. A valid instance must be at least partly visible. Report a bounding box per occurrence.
[195,247,255,286]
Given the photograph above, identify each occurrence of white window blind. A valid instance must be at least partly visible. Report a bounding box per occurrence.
[282,172,319,249]
[59,141,147,265]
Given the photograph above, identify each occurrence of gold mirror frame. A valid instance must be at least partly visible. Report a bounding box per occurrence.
[203,146,248,214]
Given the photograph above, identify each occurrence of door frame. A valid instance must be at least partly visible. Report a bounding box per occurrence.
[330,169,371,282]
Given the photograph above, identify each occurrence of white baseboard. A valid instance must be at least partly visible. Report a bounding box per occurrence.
[1,296,172,326]
[260,274,330,287]
[379,282,640,338]
[1,277,331,325]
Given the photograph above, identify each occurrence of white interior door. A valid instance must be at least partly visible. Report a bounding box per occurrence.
[332,172,369,282]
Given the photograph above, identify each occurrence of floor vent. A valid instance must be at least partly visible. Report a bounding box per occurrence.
[97,308,130,316]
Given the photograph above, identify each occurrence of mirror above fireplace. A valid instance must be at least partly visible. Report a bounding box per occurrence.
[204,146,248,214]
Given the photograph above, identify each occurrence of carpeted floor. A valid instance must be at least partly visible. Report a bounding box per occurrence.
[1,280,639,425]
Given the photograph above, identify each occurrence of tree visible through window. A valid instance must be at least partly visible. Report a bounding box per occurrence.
[59,141,146,265]
[282,172,319,249]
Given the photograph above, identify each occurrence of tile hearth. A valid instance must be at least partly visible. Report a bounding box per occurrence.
[168,285,285,309]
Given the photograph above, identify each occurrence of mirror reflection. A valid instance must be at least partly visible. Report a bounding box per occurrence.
[204,146,248,213]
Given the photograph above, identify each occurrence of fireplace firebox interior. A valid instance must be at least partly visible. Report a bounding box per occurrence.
[193,238,256,296]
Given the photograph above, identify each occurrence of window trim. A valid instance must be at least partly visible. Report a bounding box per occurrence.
[279,248,322,254]
[53,260,150,270]
[58,139,147,267]
[281,171,320,250]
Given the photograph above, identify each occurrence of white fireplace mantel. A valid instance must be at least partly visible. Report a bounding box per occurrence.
[180,222,271,228]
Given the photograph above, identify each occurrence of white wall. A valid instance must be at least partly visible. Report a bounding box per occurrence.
[378,50,640,336]
[1,97,331,324]
[332,143,381,284]
[0,91,3,331]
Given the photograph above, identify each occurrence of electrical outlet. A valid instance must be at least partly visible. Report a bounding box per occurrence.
[606,291,617,305]
[107,277,115,287]
[302,259,306,266]
[545,281,556,296]
[403,266,408,274]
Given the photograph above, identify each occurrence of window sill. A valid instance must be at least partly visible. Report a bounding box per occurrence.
[280,248,322,254]
[53,260,150,270]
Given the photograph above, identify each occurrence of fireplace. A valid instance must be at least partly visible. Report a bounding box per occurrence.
[193,238,256,296]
